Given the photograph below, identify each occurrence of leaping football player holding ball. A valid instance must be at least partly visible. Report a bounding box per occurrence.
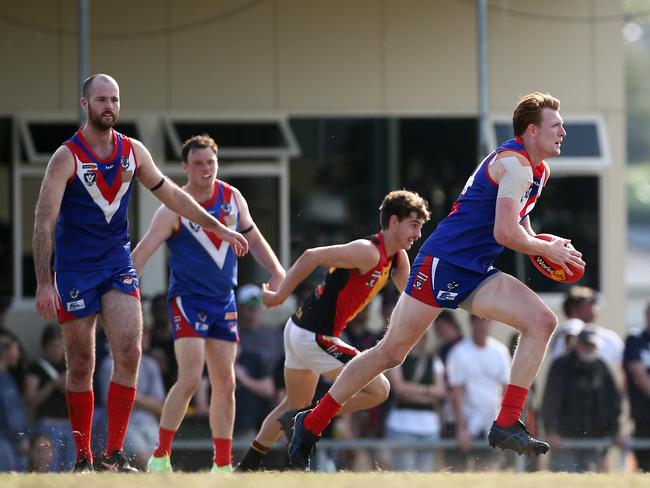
[287,92,586,470]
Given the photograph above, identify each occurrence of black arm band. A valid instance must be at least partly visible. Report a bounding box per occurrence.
[240,224,255,234]
[149,177,166,192]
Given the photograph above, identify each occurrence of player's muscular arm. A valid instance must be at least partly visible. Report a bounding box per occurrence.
[391,250,411,292]
[491,152,539,252]
[495,198,584,275]
[262,240,380,307]
[495,198,548,254]
[33,146,75,320]
[233,188,285,291]
[492,154,584,273]
[131,205,178,274]
[132,140,248,257]
[519,216,535,236]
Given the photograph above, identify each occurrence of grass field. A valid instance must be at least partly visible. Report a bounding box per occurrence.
[2,472,650,488]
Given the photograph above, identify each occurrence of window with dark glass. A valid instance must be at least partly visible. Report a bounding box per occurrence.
[0,117,12,297]
[399,117,479,258]
[166,121,293,160]
[25,121,140,161]
[288,118,389,267]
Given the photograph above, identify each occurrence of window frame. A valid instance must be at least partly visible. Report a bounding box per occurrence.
[163,114,301,160]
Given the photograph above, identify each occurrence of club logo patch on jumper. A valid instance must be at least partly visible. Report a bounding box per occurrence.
[315,284,325,296]
[221,202,232,214]
[120,156,130,169]
[188,221,201,233]
[121,274,134,286]
[67,299,86,312]
[447,281,459,290]
[69,288,80,299]
[83,172,96,186]
[225,215,237,228]
[366,271,382,288]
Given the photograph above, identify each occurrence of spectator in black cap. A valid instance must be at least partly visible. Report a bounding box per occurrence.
[552,286,623,377]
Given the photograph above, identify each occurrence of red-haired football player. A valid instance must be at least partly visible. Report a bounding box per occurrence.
[286,92,585,470]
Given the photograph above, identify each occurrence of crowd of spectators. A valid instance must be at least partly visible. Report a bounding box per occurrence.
[2,285,650,473]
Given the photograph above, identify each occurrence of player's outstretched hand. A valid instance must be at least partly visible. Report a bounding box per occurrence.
[262,282,285,308]
[545,237,585,277]
[35,282,59,321]
[221,228,249,257]
[266,272,285,293]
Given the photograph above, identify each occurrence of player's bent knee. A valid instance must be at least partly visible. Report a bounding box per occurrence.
[525,308,557,339]
[213,373,235,394]
[114,342,141,363]
[537,309,558,337]
[363,373,391,404]
[67,368,93,387]
[375,375,391,403]
[381,351,406,370]
[175,374,202,395]
[66,353,94,377]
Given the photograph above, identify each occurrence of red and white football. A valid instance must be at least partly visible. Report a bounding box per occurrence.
[529,233,585,283]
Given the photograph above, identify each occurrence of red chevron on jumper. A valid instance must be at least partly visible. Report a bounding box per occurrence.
[94,164,125,204]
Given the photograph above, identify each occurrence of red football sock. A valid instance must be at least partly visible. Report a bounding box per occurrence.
[496,384,528,427]
[213,438,232,467]
[106,381,136,455]
[303,393,341,436]
[153,427,176,457]
[66,390,94,462]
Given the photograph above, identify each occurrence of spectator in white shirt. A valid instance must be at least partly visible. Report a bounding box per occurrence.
[446,315,510,471]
